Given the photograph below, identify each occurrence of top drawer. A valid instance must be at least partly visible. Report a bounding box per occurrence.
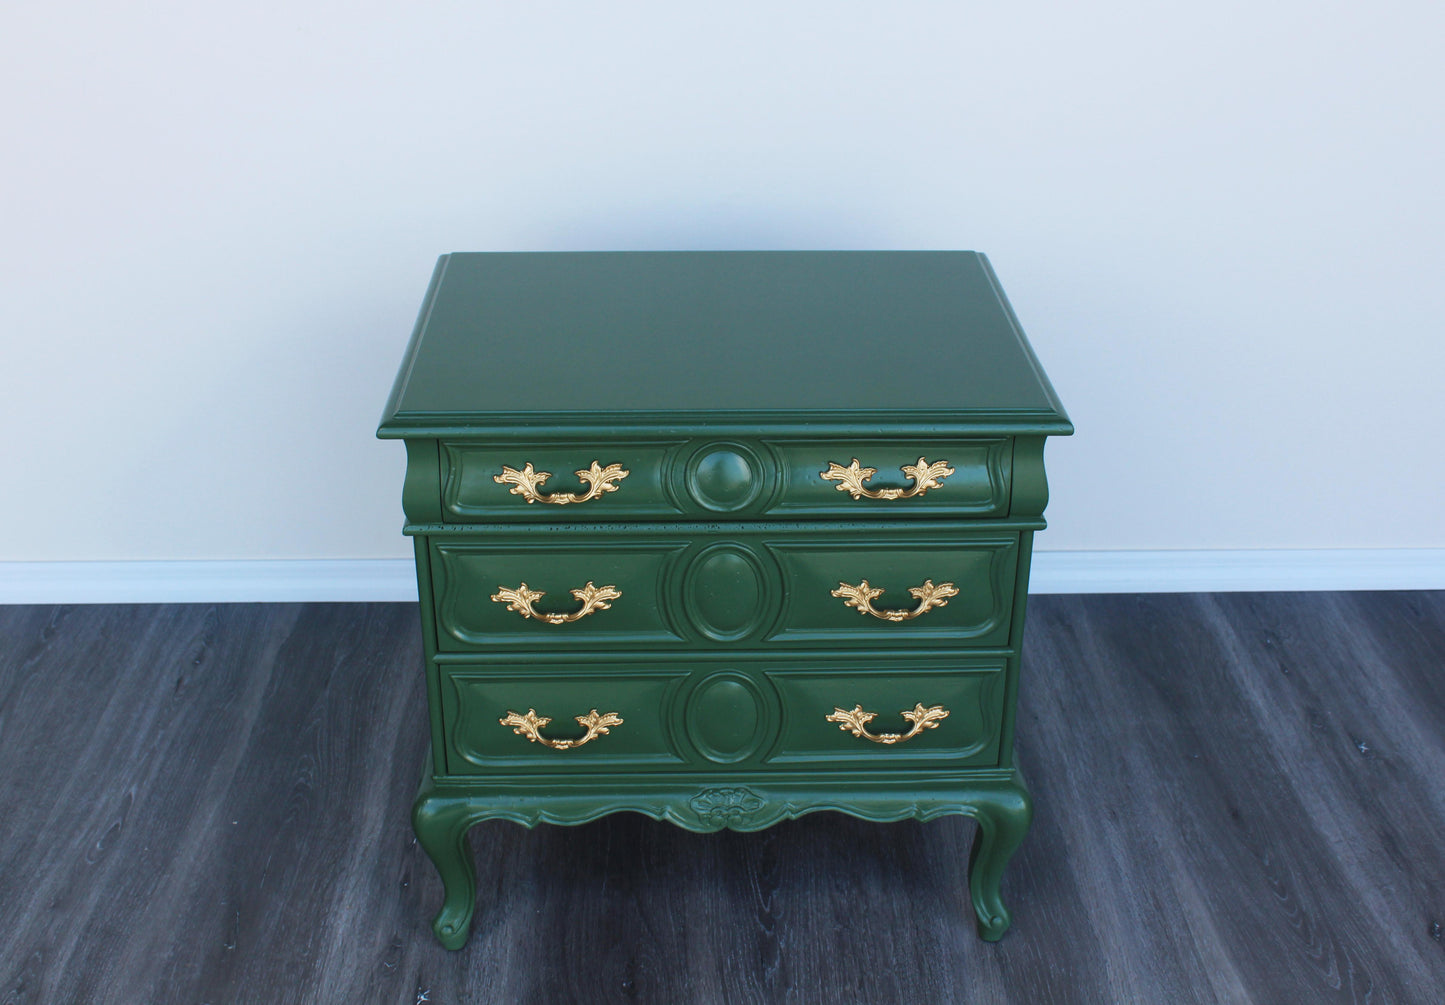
[435,437,1012,522]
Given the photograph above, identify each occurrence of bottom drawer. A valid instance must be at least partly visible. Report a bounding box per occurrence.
[437,655,1008,775]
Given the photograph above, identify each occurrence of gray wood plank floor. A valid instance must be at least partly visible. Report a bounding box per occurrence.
[0,593,1441,1004]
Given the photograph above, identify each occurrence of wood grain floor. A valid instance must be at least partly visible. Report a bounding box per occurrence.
[0,593,1441,1004]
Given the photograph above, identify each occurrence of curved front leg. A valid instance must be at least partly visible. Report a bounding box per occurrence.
[965,780,1033,941]
[412,791,480,950]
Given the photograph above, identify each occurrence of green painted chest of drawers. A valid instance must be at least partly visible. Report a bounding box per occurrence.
[378,251,1070,949]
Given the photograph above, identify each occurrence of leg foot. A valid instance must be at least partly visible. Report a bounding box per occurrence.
[413,789,480,950]
[965,778,1032,941]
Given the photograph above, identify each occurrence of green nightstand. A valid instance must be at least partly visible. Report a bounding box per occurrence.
[378,251,1070,949]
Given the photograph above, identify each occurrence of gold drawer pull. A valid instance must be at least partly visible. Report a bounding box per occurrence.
[832,579,959,621]
[821,457,954,500]
[494,461,629,504]
[500,708,623,750]
[826,703,950,745]
[491,582,621,623]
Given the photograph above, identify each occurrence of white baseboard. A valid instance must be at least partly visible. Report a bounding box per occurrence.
[1029,548,1445,595]
[0,550,1441,605]
[0,560,419,604]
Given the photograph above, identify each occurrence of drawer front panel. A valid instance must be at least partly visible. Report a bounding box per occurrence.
[436,656,1006,775]
[431,539,690,650]
[441,667,689,773]
[764,661,1006,768]
[766,438,1010,518]
[768,534,1017,647]
[438,437,1011,522]
[441,440,686,522]
[429,529,1018,651]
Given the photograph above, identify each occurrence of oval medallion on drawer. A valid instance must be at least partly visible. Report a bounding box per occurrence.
[685,442,763,512]
[685,671,773,763]
[682,543,774,642]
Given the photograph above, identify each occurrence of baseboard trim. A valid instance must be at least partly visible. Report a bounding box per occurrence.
[0,550,1441,605]
[1029,548,1445,595]
[0,560,419,605]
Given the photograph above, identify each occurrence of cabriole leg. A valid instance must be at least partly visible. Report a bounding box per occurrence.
[412,790,480,950]
[965,778,1033,941]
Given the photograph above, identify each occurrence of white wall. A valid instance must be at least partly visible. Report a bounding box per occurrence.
[3,1,1442,565]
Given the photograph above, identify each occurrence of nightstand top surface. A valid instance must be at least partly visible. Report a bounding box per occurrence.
[379,251,1070,434]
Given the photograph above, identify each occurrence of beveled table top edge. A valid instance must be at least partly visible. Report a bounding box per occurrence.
[376,408,1074,439]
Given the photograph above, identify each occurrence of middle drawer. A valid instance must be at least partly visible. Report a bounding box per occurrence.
[427,527,1020,652]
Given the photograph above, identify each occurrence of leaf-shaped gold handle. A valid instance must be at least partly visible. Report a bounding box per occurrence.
[494,461,629,504]
[825,703,950,745]
[831,579,959,621]
[491,582,621,624]
[500,708,623,750]
[820,457,954,500]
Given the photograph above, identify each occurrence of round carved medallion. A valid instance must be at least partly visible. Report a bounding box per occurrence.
[685,672,774,764]
[681,543,774,642]
[685,442,763,512]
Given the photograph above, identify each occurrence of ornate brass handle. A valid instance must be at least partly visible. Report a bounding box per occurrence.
[825,703,950,744]
[494,461,629,504]
[500,708,623,750]
[820,457,954,500]
[491,582,621,623]
[831,579,959,621]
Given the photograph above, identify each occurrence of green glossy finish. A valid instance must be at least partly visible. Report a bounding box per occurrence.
[381,251,1070,949]
[1010,437,1051,519]
[442,666,689,772]
[431,652,1008,776]
[427,525,1020,652]
[378,252,1070,430]
[765,661,1005,768]
[437,435,1013,522]
[401,439,442,524]
[411,768,1033,947]
[686,671,767,763]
